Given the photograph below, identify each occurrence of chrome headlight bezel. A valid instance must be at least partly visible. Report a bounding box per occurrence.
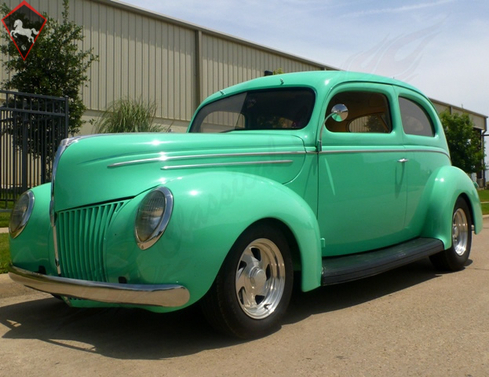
[9,190,35,239]
[135,186,174,250]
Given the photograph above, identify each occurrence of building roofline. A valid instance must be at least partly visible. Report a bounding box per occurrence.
[98,0,486,123]
[429,98,488,119]
[102,0,339,71]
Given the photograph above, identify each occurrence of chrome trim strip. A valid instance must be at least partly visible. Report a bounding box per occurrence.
[318,149,398,155]
[50,137,87,225]
[49,135,105,275]
[109,147,448,167]
[316,148,450,157]
[50,139,70,227]
[161,159,293,170]
[9,266,190,308]
[108,151,305,168]
[404,148,450,156]
[50,137,82,276]
[53,224,61,275]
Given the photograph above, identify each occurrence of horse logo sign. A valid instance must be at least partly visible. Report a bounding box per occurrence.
[2,1,46,60]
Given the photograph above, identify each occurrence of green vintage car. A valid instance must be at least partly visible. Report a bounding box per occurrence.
[8,71,483,339]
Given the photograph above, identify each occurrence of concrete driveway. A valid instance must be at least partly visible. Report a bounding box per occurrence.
[1,219,489,376]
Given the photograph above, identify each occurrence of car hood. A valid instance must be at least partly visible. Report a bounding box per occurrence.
[52,132,307,211]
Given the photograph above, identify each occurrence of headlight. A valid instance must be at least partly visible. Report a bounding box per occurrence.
[135,187,173,250]
[9,190,35,239]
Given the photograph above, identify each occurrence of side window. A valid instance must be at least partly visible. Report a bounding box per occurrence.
[326,91,392,133]
[190,88,315,133]
[399,97,434,137]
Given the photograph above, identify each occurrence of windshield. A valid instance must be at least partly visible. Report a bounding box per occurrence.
[189,88,315,133]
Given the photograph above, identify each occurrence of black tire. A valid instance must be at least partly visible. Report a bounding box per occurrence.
[430,197,472,271]
[201,223,293,339]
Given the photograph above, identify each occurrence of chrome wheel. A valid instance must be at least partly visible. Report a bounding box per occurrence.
[430,197,472,272]
[201,223,293,339]
[452,208,469,256]
[235,238,286,319]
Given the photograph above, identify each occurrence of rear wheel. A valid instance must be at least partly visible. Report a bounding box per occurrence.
[430,197,472,271]
[201,223,293,339]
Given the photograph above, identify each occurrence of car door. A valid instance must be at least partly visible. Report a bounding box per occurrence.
[318,84,410,257]
[394,88,452,238]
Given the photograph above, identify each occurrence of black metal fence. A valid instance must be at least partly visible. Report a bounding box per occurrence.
[0,90,69,208]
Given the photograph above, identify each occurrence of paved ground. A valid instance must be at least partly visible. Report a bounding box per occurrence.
[1,220,489,376]
[0,227,8,234]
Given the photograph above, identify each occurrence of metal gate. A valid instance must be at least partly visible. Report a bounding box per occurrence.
[0,90,69,208]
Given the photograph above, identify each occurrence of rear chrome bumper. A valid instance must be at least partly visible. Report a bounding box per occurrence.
[8,266,190,308]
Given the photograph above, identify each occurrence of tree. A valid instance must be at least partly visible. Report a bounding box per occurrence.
[440,111,485,174]
[1,0,97,181]
[1,0,97,136]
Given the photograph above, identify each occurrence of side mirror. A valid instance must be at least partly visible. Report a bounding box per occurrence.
[329,104,348,123]
[317,104,349,152]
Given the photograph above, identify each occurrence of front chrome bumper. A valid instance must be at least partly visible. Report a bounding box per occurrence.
[8,266,190,308]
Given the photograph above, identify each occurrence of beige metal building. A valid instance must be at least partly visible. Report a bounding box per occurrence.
[1,0,487,138]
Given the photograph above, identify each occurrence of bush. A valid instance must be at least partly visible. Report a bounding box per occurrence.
[93,98,164,133]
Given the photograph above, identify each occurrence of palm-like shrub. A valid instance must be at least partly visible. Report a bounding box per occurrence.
[94,98,163,133]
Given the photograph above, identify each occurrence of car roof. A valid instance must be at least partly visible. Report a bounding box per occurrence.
[203,71,423,103]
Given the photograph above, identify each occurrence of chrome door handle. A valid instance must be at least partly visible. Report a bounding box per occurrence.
[398,158,409,163]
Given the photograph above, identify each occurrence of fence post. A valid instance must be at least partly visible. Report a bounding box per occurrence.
[0,90,69,207]
[64,96,69,140]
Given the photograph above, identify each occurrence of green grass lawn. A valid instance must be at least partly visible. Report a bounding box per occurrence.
[0,234,9,273]
[478,190,489,215]
[478,189,489,203]
[0,201,13,228]
[1,202,13,273]
[0,212,10,228]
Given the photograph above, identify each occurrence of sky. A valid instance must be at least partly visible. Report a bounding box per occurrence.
[121,0,488,117]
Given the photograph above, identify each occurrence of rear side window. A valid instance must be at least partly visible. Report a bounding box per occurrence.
[326,91,392,133]
[399,97,435,137]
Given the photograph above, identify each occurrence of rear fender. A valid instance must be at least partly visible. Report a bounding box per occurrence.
[421,166,482,248]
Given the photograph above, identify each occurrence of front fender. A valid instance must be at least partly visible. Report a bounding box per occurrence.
[168,172,323,293]
[105,171,322,309]
[421,166,482,248]
[9,183,55,275]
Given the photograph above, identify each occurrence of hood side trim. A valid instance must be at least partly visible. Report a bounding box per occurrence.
[108,151,306,168]
[161,159,293,170]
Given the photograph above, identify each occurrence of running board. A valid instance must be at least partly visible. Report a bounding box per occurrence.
[321,238,444,286]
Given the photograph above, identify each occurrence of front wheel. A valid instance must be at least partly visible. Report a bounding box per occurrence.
[430,197,472,271]
[201,223,293,339]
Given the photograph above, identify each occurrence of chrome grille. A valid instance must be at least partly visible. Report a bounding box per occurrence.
[56,201,127,281]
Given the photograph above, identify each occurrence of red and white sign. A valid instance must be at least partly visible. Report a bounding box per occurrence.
[2,1,46,60]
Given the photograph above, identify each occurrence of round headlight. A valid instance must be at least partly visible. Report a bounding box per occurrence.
[135,187,173,250]
[9,190,35,239]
